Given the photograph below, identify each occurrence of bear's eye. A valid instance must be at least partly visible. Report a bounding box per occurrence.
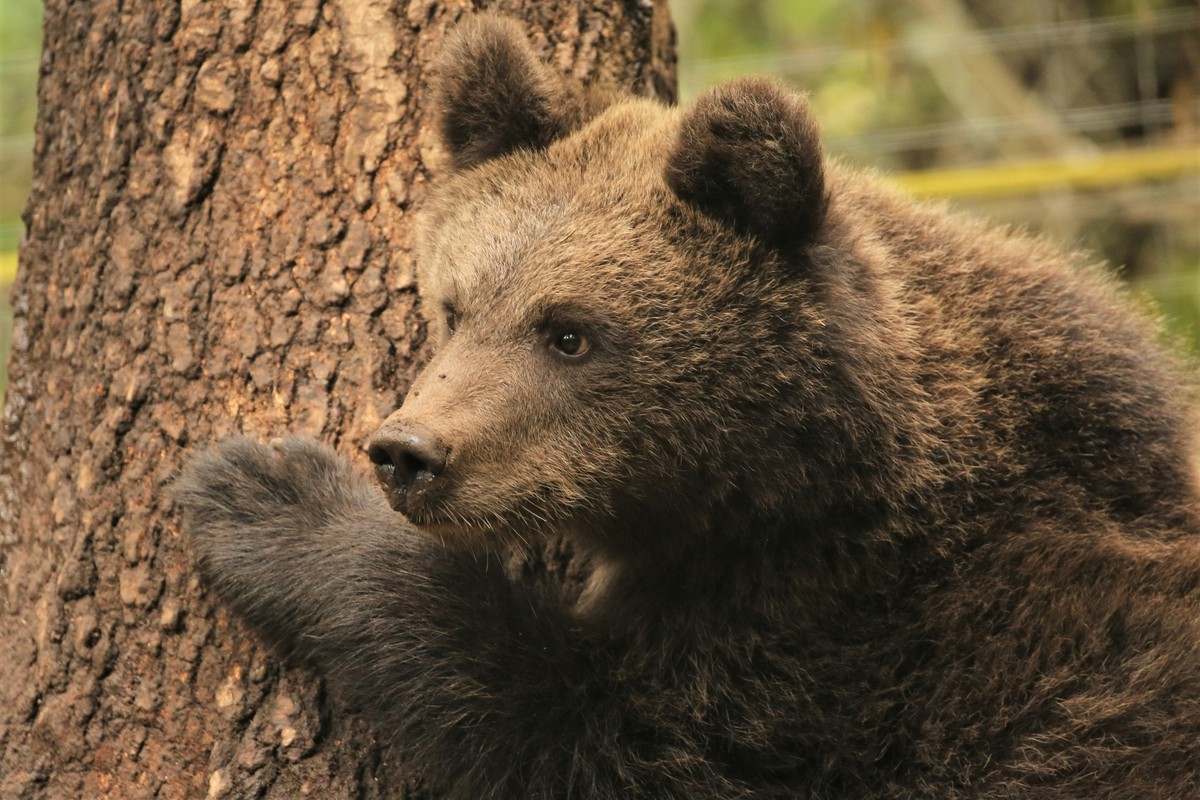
[552,331,590,358]
[443,303,459,335]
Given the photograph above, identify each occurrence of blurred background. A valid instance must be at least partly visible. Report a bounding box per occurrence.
[0,0,1197,398]
[674,0,1199,342]
[0,0,40,394]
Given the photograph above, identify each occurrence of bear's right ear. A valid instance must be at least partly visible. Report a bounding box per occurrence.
[430,15,607,171]
[665,78,828,249]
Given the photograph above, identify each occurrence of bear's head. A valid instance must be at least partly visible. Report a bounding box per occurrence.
[368,16,927,568]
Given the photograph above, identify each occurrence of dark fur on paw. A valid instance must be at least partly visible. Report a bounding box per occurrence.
[177,437,354,525]
[175,437,381,580]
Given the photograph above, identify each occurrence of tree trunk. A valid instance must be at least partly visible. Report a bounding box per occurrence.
[0,2,675,797]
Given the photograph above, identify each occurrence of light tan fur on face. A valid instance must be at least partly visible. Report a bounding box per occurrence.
[391,102,695,548]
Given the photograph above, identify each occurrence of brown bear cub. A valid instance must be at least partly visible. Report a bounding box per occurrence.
[178,15,1200,799]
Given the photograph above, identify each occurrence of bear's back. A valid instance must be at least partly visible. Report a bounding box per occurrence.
[828,165,1199,539]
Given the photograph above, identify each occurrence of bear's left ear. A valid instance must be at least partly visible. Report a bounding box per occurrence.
[431,15,609,171]
[665,78,828,249]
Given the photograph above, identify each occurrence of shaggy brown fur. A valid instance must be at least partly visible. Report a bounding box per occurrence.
[178,15,1200,799]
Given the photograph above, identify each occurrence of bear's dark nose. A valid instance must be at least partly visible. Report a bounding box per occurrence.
[368,423,449,515]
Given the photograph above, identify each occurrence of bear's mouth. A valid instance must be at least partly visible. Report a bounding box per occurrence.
[414,520,506,552]
[396,486,574,551]
[391,495,447,530]
[393,494,494,544]
[378,479,434,518]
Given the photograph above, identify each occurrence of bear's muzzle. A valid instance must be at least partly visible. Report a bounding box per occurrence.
[368,422,449,518]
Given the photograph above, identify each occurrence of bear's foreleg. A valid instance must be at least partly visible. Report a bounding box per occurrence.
[176,437,636,798]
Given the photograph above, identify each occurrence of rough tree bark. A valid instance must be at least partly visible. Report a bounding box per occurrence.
[0,2,675,797]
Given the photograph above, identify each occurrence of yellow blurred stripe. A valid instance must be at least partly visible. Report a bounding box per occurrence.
[894,146,1200,198]
[0,250,15,288]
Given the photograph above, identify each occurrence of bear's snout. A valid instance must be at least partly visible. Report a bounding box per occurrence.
[368,423,449,517]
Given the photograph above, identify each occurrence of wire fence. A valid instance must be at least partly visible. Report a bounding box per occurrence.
[684,9,1199,82]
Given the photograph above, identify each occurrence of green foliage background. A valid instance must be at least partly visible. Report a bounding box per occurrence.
[0,0,41,394]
